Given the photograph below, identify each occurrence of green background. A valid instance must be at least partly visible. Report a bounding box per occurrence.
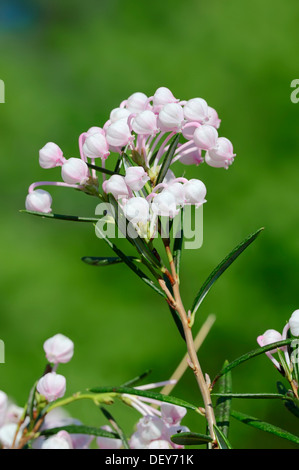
[0,0,298,449]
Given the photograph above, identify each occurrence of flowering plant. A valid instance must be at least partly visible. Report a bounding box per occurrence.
[1,87,298,449]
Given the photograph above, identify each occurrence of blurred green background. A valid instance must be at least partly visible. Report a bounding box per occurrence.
[0,0,298,449]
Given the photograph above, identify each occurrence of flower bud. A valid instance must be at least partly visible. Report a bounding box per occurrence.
[123,197,150,224]
[105,119,133,148]
[158,103,184,132]
[43,334,74,364]
[37,372,66,402]
[153,87,178,111]
[25,189,52,214]
[183,98,209,123]
[42,431,73,449]
[86,126,105,136]
[132,110,158,136]
[161,403,187,426]
[125,166,150,191]
[166,182,185,206]
[61,158,89,185]
[39,142,64,169]
[126,92,149,113]
[97,426,122,449]
[193,125,218,150]
[289,310,299,337]
[207,107,221,129]
[257,329,282,353]
[102,174,129,199]
[151,190,179,218]
[207,137,236,169]
[183,179,207,207]
[83,132,110,160]
[110,107,131,123]
[177,147,203,166]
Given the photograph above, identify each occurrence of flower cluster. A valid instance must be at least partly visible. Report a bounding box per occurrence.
[25,87,235,229]
[0,333,188,449]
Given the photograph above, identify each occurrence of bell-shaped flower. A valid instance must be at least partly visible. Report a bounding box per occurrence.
[83,131,110,160]
[160,403,187,426]
[125,166,150,191]
[61,158,89,185]
[177,146,203,166]
[123,197,150,224]
[153,87,178,111]
[136,415,164,443]
[151,190,179,218]
[25,189,52,213]
[126,92,149,113]
[166,182,185,206]
[206,137,236,169]
[257,329,282,353]
[193,125,218,150]
[206,106,221,129]
[42,431,73,449]
[97,426,122,449]
[86,126,105,136]
[105,119,133,148]
[158,103,184,132]
[43,334,74,365]
[110,107,131,123]
[183,179,207,207]
[289,310,299,337]
[132,110,158,136]
[39,142,65,169]
[102,174,130,199]
[183,98,209,123]
[37,372,66,402]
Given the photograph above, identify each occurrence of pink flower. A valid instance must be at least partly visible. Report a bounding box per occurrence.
[158,103,184,132]
[165,182,185,206]
[105,119,133,148]
[193,125,218,150]
[289,310,299,337]
[151,190,179,218]
[257,329,283,353]
[123,197,150,224]
[183,179,207,207]
[25,189,52,213]
[42,431,73,449]
[153,87,178,111]
[207,106,221,129]
[177,147,203,166]
[132,110,158,136]
[43,334,74,364]
[37,373,66,402]
[61,158,89,185]
[110,107,131,123]
[39,142,65,169]
[160,403,187,426]
[183,98,209,123]
[83,132,110,160]
[102,174,130,199]
[125,166,150,191]
[126,92,149,113]
[206,137,236,169]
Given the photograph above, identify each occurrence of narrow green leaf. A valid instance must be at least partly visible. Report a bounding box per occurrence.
[121,370,152,388]
[155,134,180,186]
[88,386,199,413]
[94,224,166,298]
[21,210,100,223]
[41,425,119,439]
[99,406,129,449]
[212,338,294,387]
[27,381,38,422]
[213,424,233,449]
[171,432,212,446]
[231,410,299,445]
[82,256,139,267]
[87,162,124,176]
[212,392,294,400]
[215,361,232,438]
[191,228,264,317]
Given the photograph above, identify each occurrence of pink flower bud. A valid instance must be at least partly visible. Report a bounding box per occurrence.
[257,329,282,353]
[39,142,64,169]
[132,110,158,136]
[25,189,52,213]
[0,391,8,427]
[158,103,184,132]
[105,119,133,148]
[83,132,110,160]
[207,137,236,169]
[125,166,150,191]
[161,403,187,426]
[61,158,89,185]
[166,182,185,206]
[37,372,66,402]
[126,92,149,113]
[183,179,207,207]
[193,125,218,150]
[97,426,122,449]
[289,310,299,337]
[86,126,105,136]
[123,197,150,224]
[153,87,178,111]
[177,147,203,166]
[136,416,164,442]
[43,334,74,364]
[183,98,209,123]
[207,107,221,129]
[42,431,73,449]
[181,123,198,140]
[110,107,131,123]
[151,190,179,218]
[102,174,129,199]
